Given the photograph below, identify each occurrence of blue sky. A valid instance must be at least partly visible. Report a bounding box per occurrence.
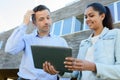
[0,0,78,33]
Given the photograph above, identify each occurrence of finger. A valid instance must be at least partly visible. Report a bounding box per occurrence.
[47,62,56,74]
[50,65,59,74]
[64,58,80,66]
[46,62,59,75]
[64,59,84,71]
[64,61,76,71]
[43,62,46,70]
[65,64,83,71]
[43,62,59,74]
[65,57,75,61]
[26,10,34,15]
[64,64,76,71]
[43,61,50,73]
[64,61,73,65]
[64,57,76,65]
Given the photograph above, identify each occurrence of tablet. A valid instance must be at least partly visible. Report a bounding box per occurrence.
[31,45,72,73]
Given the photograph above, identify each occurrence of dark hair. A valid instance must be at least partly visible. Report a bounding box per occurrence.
[87,3,113,29]
[32,5,50,23]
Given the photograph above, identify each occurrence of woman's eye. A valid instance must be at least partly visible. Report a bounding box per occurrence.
[85,16,87,19]
[90,15,94,17]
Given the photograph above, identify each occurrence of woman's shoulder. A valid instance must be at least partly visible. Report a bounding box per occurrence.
[110,28,120,31]
[104,28,120,38]
[109,28,120,34]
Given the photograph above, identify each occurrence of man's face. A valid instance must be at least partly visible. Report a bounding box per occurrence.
[34,10,52,33]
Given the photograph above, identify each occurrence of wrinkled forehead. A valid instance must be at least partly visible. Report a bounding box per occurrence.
[35,10,50,17]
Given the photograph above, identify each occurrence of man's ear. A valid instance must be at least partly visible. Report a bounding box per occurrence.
[32,21,36,25]
[32,14,36,24]
[32,22,37,27]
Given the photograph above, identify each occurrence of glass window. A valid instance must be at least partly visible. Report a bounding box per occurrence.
[62,17,72,35]
[50,24,54,33]
[83,24,89,30]
[117,2,120,21]
[0,41,3,49]
[83,17,89,30]
[108,3,115,22]
[74,18,81,32]
[53,21,62,36]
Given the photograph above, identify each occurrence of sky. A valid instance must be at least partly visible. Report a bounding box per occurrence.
[0,0,78,33]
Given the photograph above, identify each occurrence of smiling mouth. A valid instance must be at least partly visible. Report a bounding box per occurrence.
[87,23,91,26]
[87,21,94,26]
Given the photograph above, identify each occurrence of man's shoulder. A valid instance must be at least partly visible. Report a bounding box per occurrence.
[23,32,35,40]
[53,34,64,38]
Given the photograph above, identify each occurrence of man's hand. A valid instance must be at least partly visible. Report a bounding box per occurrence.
[43,61,59,75]
[23,10,34,25]
[71,78,77,80]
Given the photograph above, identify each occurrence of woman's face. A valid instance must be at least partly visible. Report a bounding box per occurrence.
[84,6,105,30]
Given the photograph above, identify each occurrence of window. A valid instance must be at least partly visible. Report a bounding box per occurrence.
[62,17,72,35]
[107,1,120,23]
[75,18,82,32]
[52,16,84,36]
[52,21,62,36]
[117,2,120,21]
[108,3,115,22]
[83,16,89,30]
[0,41,3,49]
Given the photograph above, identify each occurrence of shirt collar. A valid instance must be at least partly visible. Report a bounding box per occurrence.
[86,27,109,42]
[33,29,52,38]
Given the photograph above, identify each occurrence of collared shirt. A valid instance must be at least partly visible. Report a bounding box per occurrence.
[5,24,70,80]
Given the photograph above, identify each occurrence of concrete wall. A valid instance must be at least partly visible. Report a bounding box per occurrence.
[0,0,119,79]
[51,0,118,22]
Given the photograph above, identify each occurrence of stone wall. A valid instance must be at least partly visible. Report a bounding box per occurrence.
[51,0,118,22]
[0,0,119,79]
[62,30,92,58]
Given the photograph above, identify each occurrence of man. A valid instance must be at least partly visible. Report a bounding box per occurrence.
[5,5,70,80]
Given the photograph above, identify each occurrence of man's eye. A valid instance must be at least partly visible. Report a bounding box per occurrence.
[39,18,44,21]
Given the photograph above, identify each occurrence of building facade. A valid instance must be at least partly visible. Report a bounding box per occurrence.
[0,0,120,79]
[51,0,120,36]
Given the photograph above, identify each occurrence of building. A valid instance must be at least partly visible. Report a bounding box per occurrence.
[51,0,120,36]
[0,0,120,79]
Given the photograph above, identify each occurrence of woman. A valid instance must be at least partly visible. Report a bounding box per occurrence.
[43,2,120,80]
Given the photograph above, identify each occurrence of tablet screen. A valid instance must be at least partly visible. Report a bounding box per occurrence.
[31,45,72,73]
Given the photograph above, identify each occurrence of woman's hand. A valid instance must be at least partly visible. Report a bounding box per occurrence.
[43,61,59,75]
[64,57,96,72]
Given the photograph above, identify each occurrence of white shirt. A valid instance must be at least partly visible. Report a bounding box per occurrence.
[81,35,99,80]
